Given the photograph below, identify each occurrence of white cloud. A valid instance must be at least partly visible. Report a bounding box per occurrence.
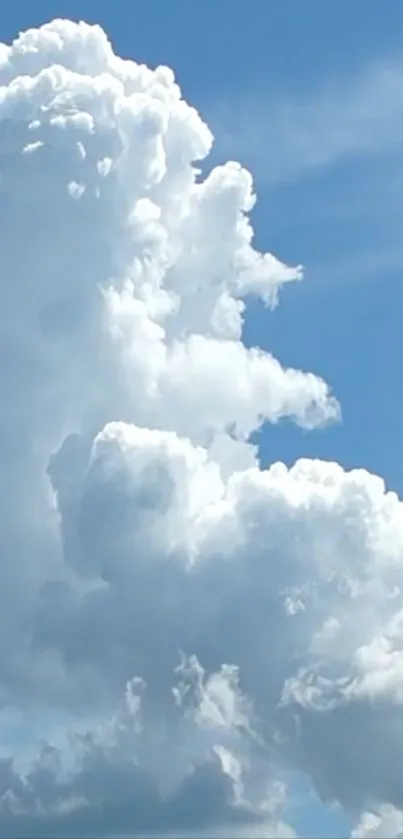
[352,805,403,838]
[0,16,402,839]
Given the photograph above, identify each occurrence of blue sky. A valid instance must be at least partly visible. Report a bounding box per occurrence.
[2,2,403,837]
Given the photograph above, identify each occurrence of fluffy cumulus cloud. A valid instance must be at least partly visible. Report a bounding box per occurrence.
[352,806,403,838]
[0,17,401,839]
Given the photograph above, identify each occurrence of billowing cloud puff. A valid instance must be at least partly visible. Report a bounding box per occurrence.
[352,806,403,838]
[0,17,400,839]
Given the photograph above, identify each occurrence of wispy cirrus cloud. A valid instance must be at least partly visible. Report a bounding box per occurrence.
[207,56,403,186]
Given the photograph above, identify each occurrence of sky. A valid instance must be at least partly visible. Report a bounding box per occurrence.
[1,2,403,837]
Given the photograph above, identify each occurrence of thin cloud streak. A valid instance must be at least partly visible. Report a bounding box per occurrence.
[206,56,403,186]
